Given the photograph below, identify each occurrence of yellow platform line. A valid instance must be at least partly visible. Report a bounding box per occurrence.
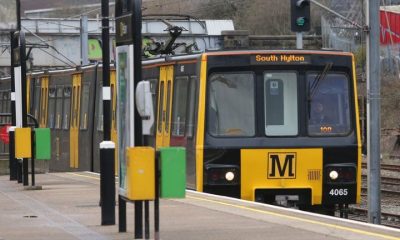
[187,195,399,240]
[67,172,399,240]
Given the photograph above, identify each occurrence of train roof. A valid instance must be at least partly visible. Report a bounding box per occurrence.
[202,49,353,57]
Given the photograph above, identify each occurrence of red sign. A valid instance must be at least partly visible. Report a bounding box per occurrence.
[381,10,400,45]
[0,125,10,144]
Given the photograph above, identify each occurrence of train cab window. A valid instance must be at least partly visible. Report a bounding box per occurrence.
[264,72,298,136]
[172,76,189,137]
[186,76,198,138]
[80,83,90,130]
[207,72,255,137]
[63,87,71,130]
[55,87,63,129]
[307,72,351,136]
[48,87,56,129]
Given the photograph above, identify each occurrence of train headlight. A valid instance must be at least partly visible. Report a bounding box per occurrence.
[225,171,235,181]
[205,164,239,185]
[329,170,339,180]
[325,164,357,184]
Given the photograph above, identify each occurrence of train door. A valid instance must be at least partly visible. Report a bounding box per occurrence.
[156,65,174,149]
[70,73,82,168]
[39,76,49,128]
[110,70,118,173]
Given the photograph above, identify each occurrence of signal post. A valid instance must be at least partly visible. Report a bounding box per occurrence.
[290,0,310,49]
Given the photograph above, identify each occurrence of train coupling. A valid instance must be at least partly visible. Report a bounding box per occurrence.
[275,195,300,208]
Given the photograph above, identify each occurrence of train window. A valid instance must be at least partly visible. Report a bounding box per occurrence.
[80,83,90,130]
[63,87,71,130]
[33,86,41,121]
[6,92,11,124]
[172,76,189,137]
[29,78,35,115]
[55,87,63,129]
[307,72,351,136]
[97,86,103,131]
[0,92,4,123]
[165,81,171,133]
[207,72,255,137]
[264,72,298,136]
[146,79,157,136]
[48,87,56,129]
[157,82,164,133]
[0,92,4,124]
[186,76,197,138]
[111,84,116,131]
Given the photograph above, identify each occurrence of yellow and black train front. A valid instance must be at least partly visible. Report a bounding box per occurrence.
[198,51,361,211]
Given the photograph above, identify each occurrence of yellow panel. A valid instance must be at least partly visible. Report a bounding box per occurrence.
[70,74,82,168]
[351,55,362,204]
[195,54,207,192]
[40,76,49,128]
[126,147,155,200]
[15,128,32,158]
[241,148,323,205]
[27,75,31,114]
[110,70,119,175]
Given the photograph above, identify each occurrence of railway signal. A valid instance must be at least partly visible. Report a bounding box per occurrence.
[290,0,311,32]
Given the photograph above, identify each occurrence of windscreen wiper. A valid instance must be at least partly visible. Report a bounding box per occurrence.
[309,62,333,100]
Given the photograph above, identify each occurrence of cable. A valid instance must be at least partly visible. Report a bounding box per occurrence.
[34,47,75,67]
[22,25,77,67]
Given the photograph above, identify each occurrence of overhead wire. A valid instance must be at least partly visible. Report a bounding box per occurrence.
[22,25,77,67]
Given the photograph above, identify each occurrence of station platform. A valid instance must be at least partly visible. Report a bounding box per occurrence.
[0,172,399,240]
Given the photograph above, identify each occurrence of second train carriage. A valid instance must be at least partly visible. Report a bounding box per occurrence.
[25,65,118,172]
[0,49,361,212]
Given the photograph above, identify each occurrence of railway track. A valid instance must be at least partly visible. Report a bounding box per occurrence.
[349,207,400,228]
[362,162,400,172]
[361,175,400,186]
[361,187,400,197]
[349,162,400,228]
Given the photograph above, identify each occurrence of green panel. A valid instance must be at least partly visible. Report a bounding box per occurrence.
[88,39,102,60]
[35,128,51,160]
[160,147,186,198]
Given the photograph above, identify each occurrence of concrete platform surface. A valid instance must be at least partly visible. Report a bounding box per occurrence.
[0,172,399,240]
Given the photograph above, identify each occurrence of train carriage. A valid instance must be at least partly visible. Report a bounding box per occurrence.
[140,50,361,212]
[0,48,360,213]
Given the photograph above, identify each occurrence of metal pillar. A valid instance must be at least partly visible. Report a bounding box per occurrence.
[366,0,381,224]
[100,142,115,225]
[100,0,115,225]
[296,32,303,49]
[80,15,89,65]
[133,0,144,238]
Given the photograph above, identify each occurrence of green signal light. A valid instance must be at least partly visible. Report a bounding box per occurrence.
[296,17,306,26]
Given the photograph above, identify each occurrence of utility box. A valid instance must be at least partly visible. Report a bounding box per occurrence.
[126,147,155,200]
[159,147,186,198]
[15,128,31,158]
[35,128,51,160]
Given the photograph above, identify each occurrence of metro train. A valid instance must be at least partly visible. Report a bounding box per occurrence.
[0,49,361,213]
